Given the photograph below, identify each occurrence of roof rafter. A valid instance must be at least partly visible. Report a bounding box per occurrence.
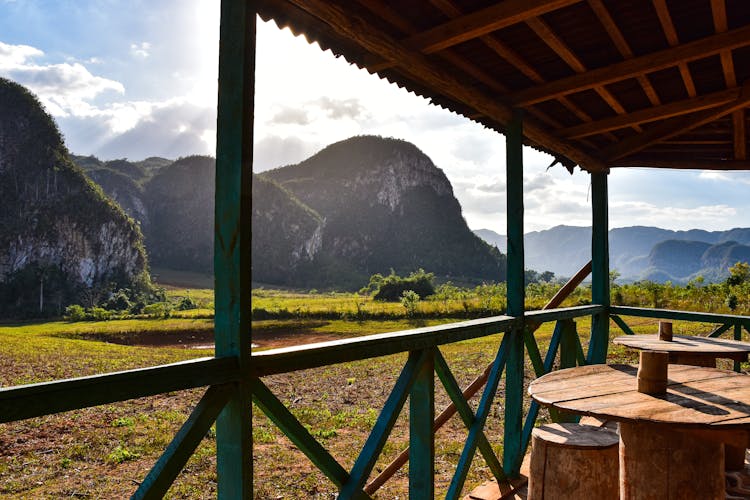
[402,0,582,54]
[588,0,661,106]
[734,110,747,160]
[653,0,696,97]
[287,0,608,172]
[612,157,750,170]
[603,86,750,161]
[509,24,750,106]
[525,16,640,132]
[558,87,741,138]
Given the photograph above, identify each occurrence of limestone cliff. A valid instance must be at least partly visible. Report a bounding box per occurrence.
[0,78,149,316]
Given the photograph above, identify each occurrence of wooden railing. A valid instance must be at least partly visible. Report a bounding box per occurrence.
[2,302,750,497]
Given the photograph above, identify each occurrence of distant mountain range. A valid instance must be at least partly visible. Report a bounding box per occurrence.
[474,225,750,283]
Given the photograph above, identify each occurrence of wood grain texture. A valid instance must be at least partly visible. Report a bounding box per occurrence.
[529,364,750,429]
[528,424,618,500]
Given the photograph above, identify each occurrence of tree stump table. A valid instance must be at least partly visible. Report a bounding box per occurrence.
[614,334,750,469]
[528,423,619,499]
[529,364,750,500]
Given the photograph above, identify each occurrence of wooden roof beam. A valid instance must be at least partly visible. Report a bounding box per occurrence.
[612,157,750,170]
[288,0,608,172]
[588,0,661,106]
[603,86,750,161]
[653,0,696,97]
[711,0,737,87]
[526,16,640,133]
[423,0,607,138]
[402,0,582,54]
[509,24,750,106]
[734,110,747,160]
[558,87,741,138]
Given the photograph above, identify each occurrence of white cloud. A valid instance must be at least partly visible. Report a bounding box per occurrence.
[130,41,151,58]
[0,41,42,66]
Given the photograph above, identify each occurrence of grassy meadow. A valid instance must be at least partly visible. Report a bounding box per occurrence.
[0,281,748,497]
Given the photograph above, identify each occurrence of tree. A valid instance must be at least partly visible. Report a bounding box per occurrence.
[727,262,750,286]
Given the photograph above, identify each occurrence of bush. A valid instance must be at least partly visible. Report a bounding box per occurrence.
[176,292,198,311]
[401,290,420,317]
[64,304,86,321]
[372,269,435,301]
[143,302,172,318]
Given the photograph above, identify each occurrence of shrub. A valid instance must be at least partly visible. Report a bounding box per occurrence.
[401,290,420,317]
[176,292,198,311]
[372,269,435,301]
[143,302,173,318]
[64,304,86,321]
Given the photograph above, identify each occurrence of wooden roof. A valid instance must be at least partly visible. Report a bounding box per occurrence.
[255,0,750,173]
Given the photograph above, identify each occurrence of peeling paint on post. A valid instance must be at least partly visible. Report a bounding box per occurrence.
[503,109,525,476]
[214,0,254,497]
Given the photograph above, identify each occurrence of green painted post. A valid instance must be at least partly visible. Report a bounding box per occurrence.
[588,171,610,364]
[503,109,525,476]
[735,324,742,372]
[409,348,434,499]
[214,0,254,497]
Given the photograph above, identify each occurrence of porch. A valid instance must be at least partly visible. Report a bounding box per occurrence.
[3,0,750,497]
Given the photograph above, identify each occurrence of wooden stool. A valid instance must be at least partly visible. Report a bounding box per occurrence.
[528,423,619,500]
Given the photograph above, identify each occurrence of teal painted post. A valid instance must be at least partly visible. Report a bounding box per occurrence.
[214,1,254,498]
[409,348,434,499]
[735,324,742,372]
[588,171,610,364]
[503,109,525,476]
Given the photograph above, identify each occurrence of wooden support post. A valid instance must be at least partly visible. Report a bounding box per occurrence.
[409,349,435,499]
[734,324,743,372]
[504,109,525,477]
[214,1,255,498]
[588,172,609,364]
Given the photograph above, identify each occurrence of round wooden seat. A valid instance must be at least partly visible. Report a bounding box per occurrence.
[528,423,619,500]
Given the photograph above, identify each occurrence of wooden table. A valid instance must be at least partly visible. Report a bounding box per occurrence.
[529,364,750,499]
[613,334,750,367]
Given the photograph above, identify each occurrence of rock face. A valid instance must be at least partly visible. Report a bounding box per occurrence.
[143,155,216,273]
[0,78,149,316]
[251,176,324,285]
[262,135,505,288]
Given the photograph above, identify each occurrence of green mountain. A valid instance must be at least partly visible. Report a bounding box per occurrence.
[143,156,215,273]
[262,136,506,288]
[0,78,150,317]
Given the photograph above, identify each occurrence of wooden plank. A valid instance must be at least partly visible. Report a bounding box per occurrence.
[447,336,509,499]
[588,172,609,364]
[251,378,350,488]
[506,109,524,318]
[653,0,697,97]
[603,88,750,161]
[214,0,255,497]
[0,357,238,424]
[711,0,737,88]
[403,0,582,54]
[525,305,603,323]
[611,306,750,327]
[734,110,747,160]
[410,348,435,499]
[340,350,426,499]
[734,324,743,372]
[133,384,232,499]
[587,0,661,105]
[433,350,506,484]
[708,323,733,338]
[557,87,741,139]
[509,24,750,106]
[252,315,519,376]
[288,0,608,173]
[611,315,636,336]
[612,157,750,170]
[613,334,750,353]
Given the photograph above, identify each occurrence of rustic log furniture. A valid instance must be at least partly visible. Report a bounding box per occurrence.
[528,422,619,499]
[530,363,750,499]
[613,334,750,368]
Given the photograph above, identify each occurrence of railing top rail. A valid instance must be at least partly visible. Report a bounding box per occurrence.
[252,305,602,376]
[611,306,750,325]
[0,357,239,424]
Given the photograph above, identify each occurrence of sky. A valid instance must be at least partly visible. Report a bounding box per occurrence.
[1,0,749,233]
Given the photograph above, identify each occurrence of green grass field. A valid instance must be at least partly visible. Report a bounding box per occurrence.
[0,289,744,498]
